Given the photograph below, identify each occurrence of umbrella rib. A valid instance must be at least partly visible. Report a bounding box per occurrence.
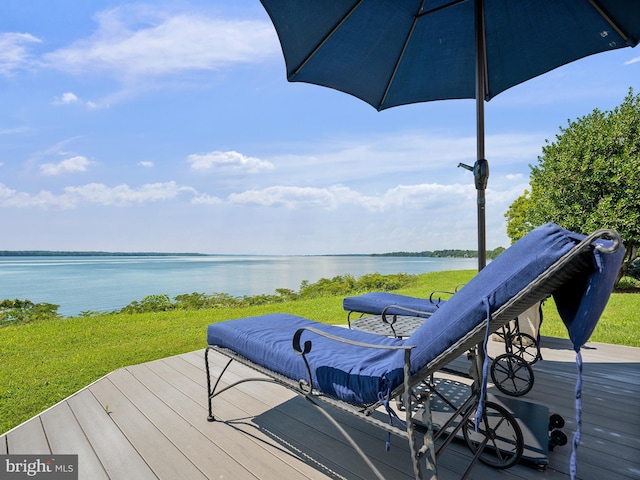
[588,0,635,45]
[290,0,365,79]
[416,0,469,18]
[378,0,429,110]
[477,0,489,101]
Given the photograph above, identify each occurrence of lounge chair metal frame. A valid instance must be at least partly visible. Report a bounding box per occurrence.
[346,288,456,338]
[488,312,541,396]
[346,284,542,397]
[205,228,621,480]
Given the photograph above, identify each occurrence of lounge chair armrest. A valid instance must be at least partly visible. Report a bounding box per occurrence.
[292,326,414,394]
[591,229,621,253]
[428,284,464,304]
[381,304,434,323]
[293,326,414,353]
[428,289,455,305]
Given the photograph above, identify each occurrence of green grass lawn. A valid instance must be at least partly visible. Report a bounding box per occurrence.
[0,269,638,435]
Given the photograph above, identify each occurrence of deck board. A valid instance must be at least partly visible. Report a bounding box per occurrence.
[129,361,321,480]
[40,401,109,480]
[89,374,212,480]
[67,389,157,479]
[1,336,638,480]
[6,417,49,454]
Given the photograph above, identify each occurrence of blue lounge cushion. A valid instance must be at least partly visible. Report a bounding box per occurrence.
[553,233,624,351]
[403,223,583,372]
[343,292,439,317]
[207,314,405,405]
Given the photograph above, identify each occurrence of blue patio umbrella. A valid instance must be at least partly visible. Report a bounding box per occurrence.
[258,0,640,270]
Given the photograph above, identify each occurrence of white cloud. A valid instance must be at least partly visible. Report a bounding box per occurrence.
[262,130,541,189]
[42,7,278,80]
[0,126,30,135]
[227,183,475,211]
[0,181,195,209]
[378,183,474,209]
[624,56,640,65]
[0,176,522,225]
[505,173,524,180]
[64,182,194,206]
[191,193,223,205]
[229,185,347,209]
[52,91,105,109]
[187,150,274,173]
[0,32,41,76]
[40,156,93,176]
[138,161,154,168]
[0,183,76,209]
[0,183,16,199]
[53,92,79,105]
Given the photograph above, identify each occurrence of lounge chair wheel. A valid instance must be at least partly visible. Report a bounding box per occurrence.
[490,353,534,396]
[549,429,568,450]
[549,413,565,430]
[511,333,541,365]
[462,400,524,469]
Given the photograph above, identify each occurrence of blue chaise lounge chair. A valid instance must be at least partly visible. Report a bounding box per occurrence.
[343,273,543,397]
[205,223,623,480]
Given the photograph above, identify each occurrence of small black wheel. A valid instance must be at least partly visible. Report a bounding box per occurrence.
[490,353,535,396]
[549,413,565,430]
[462,400,524,469]
[549,429,568,450]
[512,333,541,365]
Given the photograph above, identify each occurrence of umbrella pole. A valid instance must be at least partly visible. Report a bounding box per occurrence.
[475,0,488,272]
[474,0,491,388]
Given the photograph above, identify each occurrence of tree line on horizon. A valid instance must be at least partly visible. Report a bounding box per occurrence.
[372,247,506,259]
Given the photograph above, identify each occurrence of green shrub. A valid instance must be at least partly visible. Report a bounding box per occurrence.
[299,273,414,299]
[617,276,640,290]
[119,294,175,313]
[628,258,640,280]
[114,273,416,314]
[0,299,60,326]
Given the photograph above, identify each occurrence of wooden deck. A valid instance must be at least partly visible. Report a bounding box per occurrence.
[1,336,638,480]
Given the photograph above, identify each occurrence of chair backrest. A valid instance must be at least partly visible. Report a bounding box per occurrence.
[554,232,624,351]
[402,223,623,376]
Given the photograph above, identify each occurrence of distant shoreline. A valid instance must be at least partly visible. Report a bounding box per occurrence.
[0,251,208,257]
[0,249,502,259]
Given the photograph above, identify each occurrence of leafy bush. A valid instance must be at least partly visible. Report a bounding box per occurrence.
[1,273,418,318]
[298,273,414,299]
[299,275,357,298]
[115,272,416,314]
[0,299,60,326]
[616,276,640,290]
[119,294,175,314]
[628,258,640,280]
[356,272,413,291]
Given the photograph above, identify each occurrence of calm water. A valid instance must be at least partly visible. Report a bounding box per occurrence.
[0,255,477,317]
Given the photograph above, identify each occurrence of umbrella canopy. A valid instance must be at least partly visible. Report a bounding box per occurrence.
[261,0,639,108]
[259,0,640,268]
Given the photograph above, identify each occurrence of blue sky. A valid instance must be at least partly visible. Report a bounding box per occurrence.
[1,1,639,255]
